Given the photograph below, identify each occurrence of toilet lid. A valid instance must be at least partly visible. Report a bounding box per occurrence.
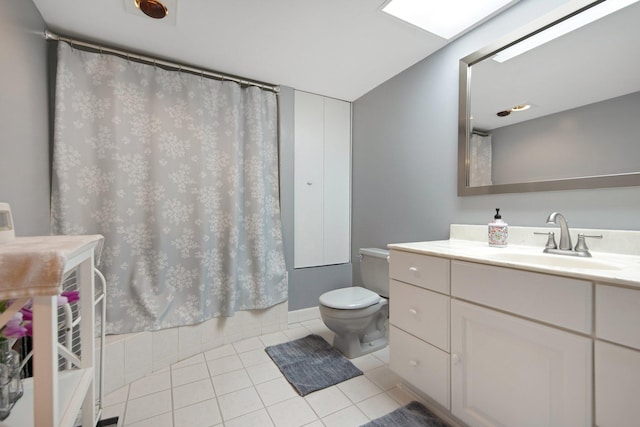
[320,286,381,310]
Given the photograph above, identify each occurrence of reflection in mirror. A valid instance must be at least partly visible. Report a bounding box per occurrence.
[458,0,640,195]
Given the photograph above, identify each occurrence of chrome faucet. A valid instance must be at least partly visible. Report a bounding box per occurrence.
[538,212,602,257]
[546,212,572,250]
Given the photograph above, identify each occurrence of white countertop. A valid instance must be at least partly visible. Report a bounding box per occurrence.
[389,225,640,289]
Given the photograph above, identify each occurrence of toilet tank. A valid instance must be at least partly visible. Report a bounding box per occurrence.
[359,248,390,298]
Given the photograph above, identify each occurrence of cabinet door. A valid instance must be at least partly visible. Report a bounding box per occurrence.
[322,97,350,266]
[595,340,640,427]
[294,91,325,268]
[294,91,350,268]
[451,300,592,427]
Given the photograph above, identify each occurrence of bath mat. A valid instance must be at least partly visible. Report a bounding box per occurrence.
[360,401,450,427]
[264,334,363,396]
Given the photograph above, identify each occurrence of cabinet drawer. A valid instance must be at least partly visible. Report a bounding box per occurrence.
[389,250,449,294]
[390,326,450,409]
[451,260,592,334]
[390,280,449,351]
[596,285,640,349]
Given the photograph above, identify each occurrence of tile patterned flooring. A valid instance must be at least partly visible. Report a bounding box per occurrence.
[101,319,418,427]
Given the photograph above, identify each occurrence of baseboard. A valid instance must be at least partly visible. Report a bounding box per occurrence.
[288,306,320,324]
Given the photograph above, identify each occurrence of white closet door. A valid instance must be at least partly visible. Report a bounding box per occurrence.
[322,97,350,266]
[294,91,350,268]
[294,91,324,268]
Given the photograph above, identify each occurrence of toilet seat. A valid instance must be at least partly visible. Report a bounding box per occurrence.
[319,286,380,310]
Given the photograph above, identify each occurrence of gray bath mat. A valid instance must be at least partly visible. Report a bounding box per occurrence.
[264,334,363,396]
[361,401,450,427]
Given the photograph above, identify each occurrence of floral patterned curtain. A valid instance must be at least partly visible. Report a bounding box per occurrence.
[51,42,287,334]
[469,132,493,187]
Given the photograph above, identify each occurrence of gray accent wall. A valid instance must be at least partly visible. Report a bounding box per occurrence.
[0,0,50,235]
[352,0,640,286]
[492,91,640,184]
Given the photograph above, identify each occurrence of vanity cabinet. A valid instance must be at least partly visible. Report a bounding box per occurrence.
[450,261,592,427]
[388,249,594,427]
[388,250,451,409]
[594,284,640,427]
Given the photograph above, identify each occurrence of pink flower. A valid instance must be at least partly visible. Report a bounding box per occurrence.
[61,290,80,304]
[24,321,32,337]
[3,312,28,339]
[20,307,32,321]
[1,291,79,339]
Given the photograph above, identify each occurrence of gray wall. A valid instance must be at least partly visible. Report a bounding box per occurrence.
[279,87,352,310]
[0,0,50,236]
[492,91,640,184]
[352,0,640,286]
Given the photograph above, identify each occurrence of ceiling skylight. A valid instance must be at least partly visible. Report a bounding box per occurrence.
[381,0,517,40]
[493,0,639,62]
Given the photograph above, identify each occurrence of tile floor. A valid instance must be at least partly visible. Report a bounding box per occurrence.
[100,318,419,427]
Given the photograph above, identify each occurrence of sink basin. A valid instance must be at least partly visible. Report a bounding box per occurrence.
[487,252,623,271]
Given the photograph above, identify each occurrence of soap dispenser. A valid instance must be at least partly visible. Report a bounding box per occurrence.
[488,208,508,247]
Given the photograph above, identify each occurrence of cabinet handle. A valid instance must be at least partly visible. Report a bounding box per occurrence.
[409,308,418,316]
[409,267,418,272]
[452,354,461,366]
[409,359,419,367]
[306,182,313,186]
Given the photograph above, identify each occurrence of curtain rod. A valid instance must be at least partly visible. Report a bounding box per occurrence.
[45,31,280,93]
[472,129,491,137]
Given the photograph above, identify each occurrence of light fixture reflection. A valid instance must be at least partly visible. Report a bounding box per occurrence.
[493,0,638,62]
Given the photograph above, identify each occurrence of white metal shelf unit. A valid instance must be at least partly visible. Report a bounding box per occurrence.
[0,235,104,427]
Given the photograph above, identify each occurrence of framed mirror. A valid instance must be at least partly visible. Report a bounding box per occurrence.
[458,0,640,195]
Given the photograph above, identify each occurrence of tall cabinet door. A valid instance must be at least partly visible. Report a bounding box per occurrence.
[451,300,592,427]
[294,91,350,268]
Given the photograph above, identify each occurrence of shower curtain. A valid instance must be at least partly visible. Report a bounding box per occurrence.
[469,132,493,187]
[51,42,288,334]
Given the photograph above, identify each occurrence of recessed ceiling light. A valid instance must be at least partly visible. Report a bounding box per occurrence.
[135,0,168,19]
[381,0,518,39]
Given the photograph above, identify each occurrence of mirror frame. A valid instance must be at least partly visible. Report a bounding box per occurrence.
[458,0,640,196]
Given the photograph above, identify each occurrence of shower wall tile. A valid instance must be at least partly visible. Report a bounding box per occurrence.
[103,339,125,395]
[178,322,203,361]
[124,331,153,384]
[152,327,179,371]
[201,317,224,352]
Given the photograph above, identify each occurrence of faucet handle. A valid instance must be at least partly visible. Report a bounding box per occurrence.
[574,233,603,253]
[534,231,557,250]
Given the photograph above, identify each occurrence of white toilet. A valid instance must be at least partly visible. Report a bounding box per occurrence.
[319,248,390,358]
